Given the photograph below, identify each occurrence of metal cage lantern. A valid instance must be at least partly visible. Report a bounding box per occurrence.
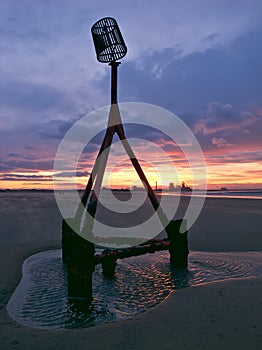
[91,17,127,63]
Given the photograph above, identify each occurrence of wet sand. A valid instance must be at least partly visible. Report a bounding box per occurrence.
[0,192,261,349]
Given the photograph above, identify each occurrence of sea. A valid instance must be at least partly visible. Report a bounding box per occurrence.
[162,189,262,200]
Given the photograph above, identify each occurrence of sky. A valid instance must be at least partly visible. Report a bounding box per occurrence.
[0,0,262,190]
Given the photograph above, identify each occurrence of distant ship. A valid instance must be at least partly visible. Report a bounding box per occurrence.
[168,182,192,192]
[181,181,192,192]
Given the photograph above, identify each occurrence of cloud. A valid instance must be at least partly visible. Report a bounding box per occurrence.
[1,1,261,109]
[2,159,54,172]
[211,137,233,148]
[7,153,20,158]
[0,78,79,131]
[39,118,79,139]
[195,102,257,135]
[1,2,261,130]
[24,145,35,150]
[205,150,262,164]
[0,173,52,181]
[120,0,262,62]
[56,170,89,177]
[106,21,262,123]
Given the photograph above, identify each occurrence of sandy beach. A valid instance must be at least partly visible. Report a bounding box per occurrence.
[0,192,261,349]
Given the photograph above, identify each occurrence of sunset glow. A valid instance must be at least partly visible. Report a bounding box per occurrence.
[1,147,262,191]
[1,2,262,191]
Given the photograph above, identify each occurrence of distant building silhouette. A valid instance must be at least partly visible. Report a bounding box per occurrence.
[169,182,175,191]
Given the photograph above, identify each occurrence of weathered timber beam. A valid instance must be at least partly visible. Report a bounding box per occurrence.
[94,239,171,265]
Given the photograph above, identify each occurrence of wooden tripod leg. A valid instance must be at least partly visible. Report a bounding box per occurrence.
[74,125,116,224]
[90,143,111,203]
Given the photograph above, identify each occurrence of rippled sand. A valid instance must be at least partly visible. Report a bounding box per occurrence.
[7,250,262,330]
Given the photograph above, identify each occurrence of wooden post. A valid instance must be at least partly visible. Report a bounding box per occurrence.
[166,219,188,268]
[109,61,120,104]
[62,219,95,305]
[101,249,117,278]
